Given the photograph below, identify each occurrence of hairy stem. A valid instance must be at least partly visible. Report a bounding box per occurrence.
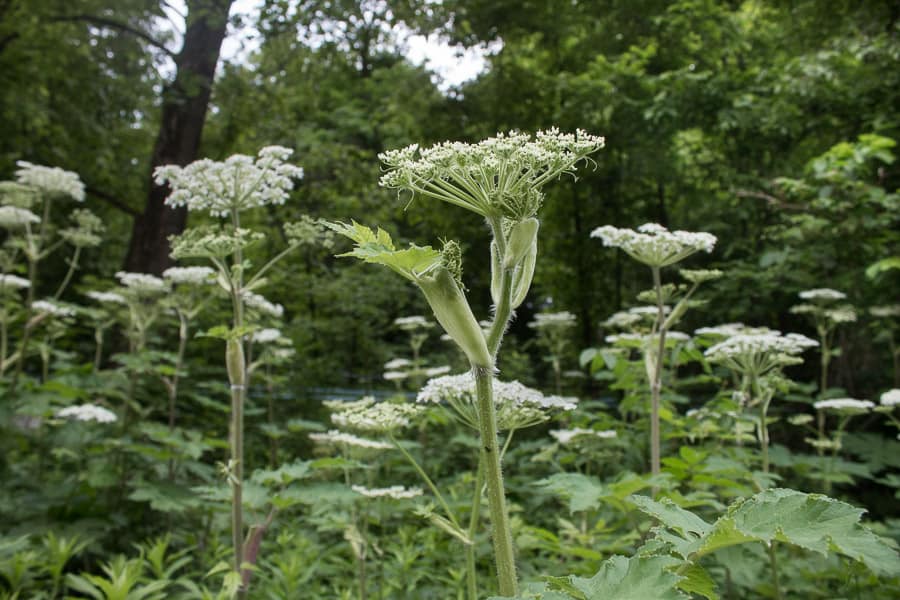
[649,266,667,476]
[474,365,517,596]
[466,457,485,600]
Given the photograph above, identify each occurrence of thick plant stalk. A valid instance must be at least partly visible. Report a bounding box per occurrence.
[648,266,667,476]
[473,366,517,597]
[466,458,485,600]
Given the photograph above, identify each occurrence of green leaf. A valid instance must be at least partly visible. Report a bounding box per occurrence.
[693,489,900,576]
[537,473,605,513]
[324,220,442,282]
[565,554,687,599]
[629,495,712,538]
[676,563,718,600]
[865,256,900,279]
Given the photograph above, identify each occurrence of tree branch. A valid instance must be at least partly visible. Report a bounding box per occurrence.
[48,14,176,58]
[733,188,806,211]
[86,186,140,217]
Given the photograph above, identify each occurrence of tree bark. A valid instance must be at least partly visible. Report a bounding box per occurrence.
[124,0,232,274]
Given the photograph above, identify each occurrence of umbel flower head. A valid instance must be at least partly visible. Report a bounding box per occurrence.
[704,331,818,376]
[162,266,216,286]
[57,403,117,423]
[379,129,605,220]
[155,146,303,217]
[417,372,577,431]
[0,274,31,291]
[0,205,41,228]
[591,223,716,268]
[813,398,874,414]
[528,311,577,330]
[15,161,85,201]
[115,271,169,295]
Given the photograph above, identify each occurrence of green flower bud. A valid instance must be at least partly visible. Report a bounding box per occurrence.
[503,218,539,269]
[418,267,491,368]
[226,339,246,387]
[490,240,502,306]
[510,240,537,309]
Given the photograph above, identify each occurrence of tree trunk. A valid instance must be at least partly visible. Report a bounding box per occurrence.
[124,0,232,274]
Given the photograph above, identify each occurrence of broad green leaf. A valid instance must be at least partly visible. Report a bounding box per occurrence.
[536,473,605,513]
[676,563,718,600]
[565,554,687,599]
[324,220,442,281]
[629,495,712,537]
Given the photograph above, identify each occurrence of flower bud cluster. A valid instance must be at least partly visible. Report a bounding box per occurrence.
[309,430,392,450]
[0,274,30,291]
[85,290,127,305]
[162,266,216,286]
[57,403,117,423]
[704,331,818,376]
[32,300,76,318]
[813,398,874,413]
[591,223,716,268]
[115,271,169,295]
[528,311,577,330]
[59,209,104,248]
[15,161,85,201]
[331,400,425,433]
[417,372,577,430]
[550,427,617,445]
[881,389,900,407]
[242,291,284,318]
[155,146,303,217]
[0,205,40,228]
[351,485,423,499]
[379,129,604,220]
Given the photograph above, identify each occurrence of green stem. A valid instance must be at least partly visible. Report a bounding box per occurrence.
[648,266,667,477]
[52,246,81,300]
[768,542,783,600]
[389,433,461,531]
[466,457,485,600]
[229,209,247,596]
[473,366,518,597]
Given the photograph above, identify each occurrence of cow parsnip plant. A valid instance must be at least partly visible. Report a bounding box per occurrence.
[326,129,605,596]
[156,146,307,595]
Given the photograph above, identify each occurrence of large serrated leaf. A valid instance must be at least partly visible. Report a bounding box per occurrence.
[565,554,687,599]
[325,220,442,281]
[630,495,712,538]
[693,488,900,576]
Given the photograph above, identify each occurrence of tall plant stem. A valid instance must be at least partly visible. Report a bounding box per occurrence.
[768,542,783,600]
[473,366,517,597]
[9,253,38,391]
[466,458,485,600]
[648,266,667,477]
[752,376,771,475]
[226,209,247,595]
[52,246,81,300]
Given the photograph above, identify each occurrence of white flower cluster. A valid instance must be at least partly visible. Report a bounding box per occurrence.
[251,328,284,344]
[0,274,30,290]
[162,266,215,286]
[417,372,577,430]
[680,268,723,284]
[57,403,117,423]
[694,323,754,338]
[309,430,392,450]
[85,290,127,305]
[15,161,86,201]
[385,358,412,370]
[331,401,424,433]
[242,291,284,318]
[871,305,900,318]
[155,146,303,217]
[705,332,817,363]
[529,311,577,329]
[0,205,40,227]
[351,485,423,499]
[379,129,605,219]
[32,300,75,318]
[393,315,432,330]
[812,398,874,413]
[550,427,617,445]
[881,389,900,407]
[605,331,691,347]
[115,271,169,294]
[591,223,717,268]
[603,311,643,329]
[799,288,846,301]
